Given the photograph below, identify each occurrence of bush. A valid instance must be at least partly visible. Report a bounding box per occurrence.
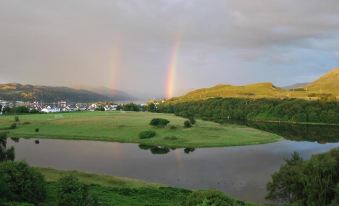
[188,117,196,125]
[150,118,170,128]
[0,161,47,204]
[14,116,19,122]
[9,123,17,129]
[0,132,15,162]
[139,130,156,139]
[184,190,238,206]
[169,125,177,130]
[35,128,39,133]
[184,121,192,128]
[57,175,98,206]
[164,136,178,140]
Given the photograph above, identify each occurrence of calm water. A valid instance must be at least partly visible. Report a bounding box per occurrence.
[8,138,339,203]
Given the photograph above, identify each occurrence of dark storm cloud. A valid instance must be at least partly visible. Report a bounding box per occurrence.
[0,0,338,97]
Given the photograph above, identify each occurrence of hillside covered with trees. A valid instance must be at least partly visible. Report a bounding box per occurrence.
[157,98,339,124]
[0,83,131,103]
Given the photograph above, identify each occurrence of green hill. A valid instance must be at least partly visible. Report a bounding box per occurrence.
[170,68,339,102]
[305,68,339,96]
[0,83,131,103]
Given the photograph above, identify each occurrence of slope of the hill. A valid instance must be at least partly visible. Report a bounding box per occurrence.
[0,83,130,102]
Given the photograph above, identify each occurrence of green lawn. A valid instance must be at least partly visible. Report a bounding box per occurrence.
[34,167,258,206]
[0,111,281,148]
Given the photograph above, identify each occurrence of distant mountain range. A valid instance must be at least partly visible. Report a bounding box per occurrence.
[170,68,339,102]
[0,83,133,103]
[282,83,309,90]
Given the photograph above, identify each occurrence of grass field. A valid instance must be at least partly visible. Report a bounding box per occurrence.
[0,111,281,148]
[26,167,257,206]
[37,167,189,206]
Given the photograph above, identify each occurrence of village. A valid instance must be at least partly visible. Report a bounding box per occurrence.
[0,99,120,114]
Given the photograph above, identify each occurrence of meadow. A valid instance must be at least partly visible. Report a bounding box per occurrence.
[0,111,281,148]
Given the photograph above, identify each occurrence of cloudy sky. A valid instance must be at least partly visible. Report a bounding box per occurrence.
[1,0,339,98]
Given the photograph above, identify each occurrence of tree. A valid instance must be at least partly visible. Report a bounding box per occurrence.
[147,102,157,112]
[267,149,339,205]
[266,152,305,203]
[0,161,47,204]
[0,132,15,162]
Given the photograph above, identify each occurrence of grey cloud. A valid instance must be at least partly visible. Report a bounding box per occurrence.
[0,0,338,97]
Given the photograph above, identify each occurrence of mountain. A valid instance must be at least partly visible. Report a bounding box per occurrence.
[0,83,131,103]
[304,68,339,96]
[283,83,309,90]
[171,82,288,102]
[85,87,134,101]
[170,68,339,102]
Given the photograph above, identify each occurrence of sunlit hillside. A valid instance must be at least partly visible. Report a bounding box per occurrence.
[305,68,339,96]
[170,68,339,102]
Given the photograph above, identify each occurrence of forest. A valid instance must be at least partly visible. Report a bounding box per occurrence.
[157,98,339,124]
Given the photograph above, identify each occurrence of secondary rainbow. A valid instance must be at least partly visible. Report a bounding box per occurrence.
[165,36,181,99]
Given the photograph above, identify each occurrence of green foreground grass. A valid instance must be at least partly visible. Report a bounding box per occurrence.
[29,168,257,206]
[37,168,189,206]
[0,111,281,147]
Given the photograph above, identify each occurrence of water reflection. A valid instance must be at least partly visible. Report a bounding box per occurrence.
[138,144,196,155]
[7,138,339,204]
[10,137,20,143]
[246,122,339,143]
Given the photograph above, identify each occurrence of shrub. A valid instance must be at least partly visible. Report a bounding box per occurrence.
[0,161,47,204]
[35,128,39,133]
[14,116,19,122]
[139,130,156,139]
[150,118,170,128]
[57,175,98,206]
[184,190,237,206]
[164,136,178,140]
[0,132,15,162]
[9,123,17,129]
[184,121,192,128]
[169,125,177,130]
[188,117,196,125]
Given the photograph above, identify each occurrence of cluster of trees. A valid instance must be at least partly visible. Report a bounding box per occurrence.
[157,98,339,124]
[1,106,40,115]
[267,148,339,206]
[0,162,99,206]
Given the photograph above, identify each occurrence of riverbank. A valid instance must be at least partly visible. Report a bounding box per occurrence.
[0,111,281,148]
[34,167,258,206]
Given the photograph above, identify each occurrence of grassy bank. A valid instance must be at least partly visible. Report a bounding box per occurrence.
[0,111,281,147]
[35,168,258,206]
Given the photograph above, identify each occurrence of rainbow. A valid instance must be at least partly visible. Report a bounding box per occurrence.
[165,36,181,99]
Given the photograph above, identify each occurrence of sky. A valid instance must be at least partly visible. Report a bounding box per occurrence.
[0,0,339,98]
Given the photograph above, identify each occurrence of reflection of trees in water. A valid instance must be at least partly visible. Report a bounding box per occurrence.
[138,144,196,155]
[138,144,171,154]
[184,148,195,154]
[246,122,339,143]
[10,137,20,143]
